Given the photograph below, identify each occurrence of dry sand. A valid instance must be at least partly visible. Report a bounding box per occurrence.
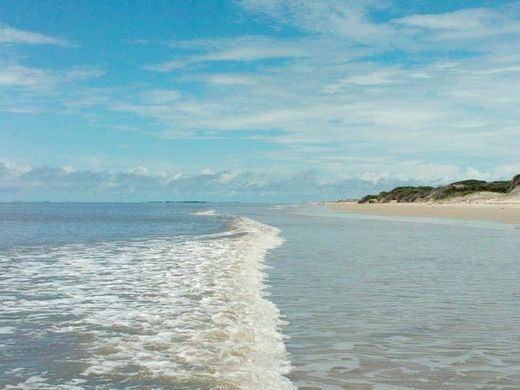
[328,201,520,225]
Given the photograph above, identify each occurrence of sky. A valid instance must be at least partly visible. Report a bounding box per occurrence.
[1,0,519,201]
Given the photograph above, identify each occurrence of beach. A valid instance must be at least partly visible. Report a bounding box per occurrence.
[328,201,520,225]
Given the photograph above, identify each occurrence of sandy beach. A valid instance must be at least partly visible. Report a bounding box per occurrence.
[328,201,520,225]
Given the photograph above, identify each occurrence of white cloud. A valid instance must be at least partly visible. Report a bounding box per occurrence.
[0,65,55,88]
[239,0,392,42]
[494,164,520,179]
[115,49,520,159]
[202,73,263,85]
[396,9,494,30]
[130,0,519,173]
[240,0,520,50]
[145,35,310,72]
[395,7,519,33]
[393,4,520,44]
[0,64,104,89]
[141,89,182,104]
[0,25,73,46]
[330,69,397,87]
[64,67,105,81]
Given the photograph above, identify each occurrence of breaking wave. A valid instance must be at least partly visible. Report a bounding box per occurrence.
[191,209,218,216]
[0,217,294,389]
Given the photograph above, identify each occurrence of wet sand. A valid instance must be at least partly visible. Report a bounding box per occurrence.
[328,201,520,225]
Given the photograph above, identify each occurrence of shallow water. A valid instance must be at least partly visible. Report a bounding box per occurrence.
[263,205,520,388]
[1,203,519,389]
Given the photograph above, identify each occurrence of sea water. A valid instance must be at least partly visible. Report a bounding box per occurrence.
[1,203,519,389]
[0,203,291,389]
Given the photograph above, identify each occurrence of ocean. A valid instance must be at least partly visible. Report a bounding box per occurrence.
[1,203,519,389]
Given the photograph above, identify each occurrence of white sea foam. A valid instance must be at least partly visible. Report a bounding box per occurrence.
[0,217,294,389]
[191,209,218,216]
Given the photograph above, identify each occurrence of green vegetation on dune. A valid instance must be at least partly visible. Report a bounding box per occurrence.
[358,174,520,204]
[511,174,520,190]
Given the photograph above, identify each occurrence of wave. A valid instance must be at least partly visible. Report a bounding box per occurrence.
[191,209,218,216]
[0,217,294,389]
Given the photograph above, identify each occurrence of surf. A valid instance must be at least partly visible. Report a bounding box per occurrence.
[0,216,294,389]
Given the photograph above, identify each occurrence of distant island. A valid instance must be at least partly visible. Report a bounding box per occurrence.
[358,174,520,204]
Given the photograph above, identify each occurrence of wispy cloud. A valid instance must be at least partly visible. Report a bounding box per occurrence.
[117,50,520,154]
[239,0,392,42]
[199,73,265,85]
[144,35,310,72]
[0,64,104,89]
[394,6,520,41]
[0,65,55,88]
[0,24,74,47]
[115,1,519,184]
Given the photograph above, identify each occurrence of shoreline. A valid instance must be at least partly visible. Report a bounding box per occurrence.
[327,201,520,225]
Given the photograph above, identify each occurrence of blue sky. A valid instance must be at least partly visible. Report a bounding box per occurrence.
[1,0,519,201]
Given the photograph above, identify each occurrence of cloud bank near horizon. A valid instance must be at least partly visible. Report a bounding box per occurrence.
[1,161,518,202]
